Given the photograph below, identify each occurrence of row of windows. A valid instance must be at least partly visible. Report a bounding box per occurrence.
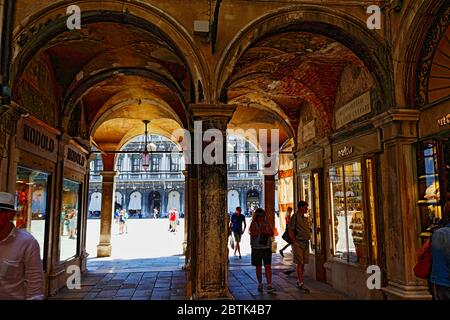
[91,154,182,173]
[92,154,260,172]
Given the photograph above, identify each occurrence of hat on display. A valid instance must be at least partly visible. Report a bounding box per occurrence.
[0,192,15,211]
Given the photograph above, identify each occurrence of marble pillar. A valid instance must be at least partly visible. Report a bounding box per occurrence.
[189,103,236,299]
[97,158,116,257]
[264,172,277,252]
[374,110,431,300]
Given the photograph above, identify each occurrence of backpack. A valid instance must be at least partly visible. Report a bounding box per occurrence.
[413,239,432,279]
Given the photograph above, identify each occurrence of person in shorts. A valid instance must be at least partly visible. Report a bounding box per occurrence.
[288,201,311,293]
[230,207,246,258]
[249,208,275,293]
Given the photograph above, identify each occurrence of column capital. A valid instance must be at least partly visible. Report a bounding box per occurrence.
[372,109,420,142]
[372,109,420,127]
[189,103,237,121]
[100,170,117,181]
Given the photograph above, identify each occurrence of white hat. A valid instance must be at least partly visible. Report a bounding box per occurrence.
[0,192,15,211]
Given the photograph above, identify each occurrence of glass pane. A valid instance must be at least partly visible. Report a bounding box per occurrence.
[60,179,81,261]
[417,141,441,234]
[366,159,378,265]
[313,172,322,254]
[329,166,346,260]
[15,167,50,263]
[301,174,314,253]
[344,162,367,265]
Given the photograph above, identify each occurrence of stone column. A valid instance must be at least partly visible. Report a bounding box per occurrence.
[189,103,236,299]
[373,110,431,300]
[182,168,189,256]
[97,154,116,257]
[264,171,277,252]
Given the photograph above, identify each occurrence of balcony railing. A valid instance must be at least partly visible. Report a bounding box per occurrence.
[89,169,263,182]
[89,171,184,182]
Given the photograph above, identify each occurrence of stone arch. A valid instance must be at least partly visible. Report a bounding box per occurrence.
[167,190,181,212]
[88,192,102,213]
[227,190,241,214]
[215,5,393,110]
[128,191,142,212]
[399,1,450,107]
[10,0,210,110]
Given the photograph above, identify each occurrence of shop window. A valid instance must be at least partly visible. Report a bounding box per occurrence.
[313,172,323,255]
[60,179,81,261]
[417,139,450,235]
[300,173,315,253]
[329,161,368,265]
[15,166,51,265]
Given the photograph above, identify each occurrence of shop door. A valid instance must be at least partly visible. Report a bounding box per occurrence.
[312,170,326,282]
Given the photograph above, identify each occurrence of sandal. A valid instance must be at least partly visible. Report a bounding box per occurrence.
[296,282,310,293]
[267,285,277,293]
[257,283,263,292]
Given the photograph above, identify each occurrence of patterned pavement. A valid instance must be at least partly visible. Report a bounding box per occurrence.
[50,253,351,300]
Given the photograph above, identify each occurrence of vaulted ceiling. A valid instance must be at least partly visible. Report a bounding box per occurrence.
[13,21,192,150]
[227,31,373,145]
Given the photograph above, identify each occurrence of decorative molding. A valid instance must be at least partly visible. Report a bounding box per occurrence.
[415,6,450,107]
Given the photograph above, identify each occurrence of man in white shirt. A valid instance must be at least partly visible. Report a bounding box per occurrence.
[0,192,44,300]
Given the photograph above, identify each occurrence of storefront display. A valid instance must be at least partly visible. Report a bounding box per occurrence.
[417,137,450,236]
[329,161,367,265]
[60,179,81,261]
[300,173,315,253]
[15,166,51,261]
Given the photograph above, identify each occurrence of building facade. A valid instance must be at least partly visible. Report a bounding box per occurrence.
[88,134,266,218]
[0,0,448,300]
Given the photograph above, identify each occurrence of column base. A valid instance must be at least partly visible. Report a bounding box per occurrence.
[97,243,112,257]
[192,289,234,300]
[382,281,432,300]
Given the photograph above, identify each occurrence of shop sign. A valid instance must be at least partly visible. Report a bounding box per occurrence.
[17,120,58,162]
[437,113,450,128]
[335,91,371,129]
[303,120,316,142]
[65,145,87,172]
[337,146,353,158]
[298,161,310,170]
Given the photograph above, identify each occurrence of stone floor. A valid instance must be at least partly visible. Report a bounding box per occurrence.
[50,253,351,300]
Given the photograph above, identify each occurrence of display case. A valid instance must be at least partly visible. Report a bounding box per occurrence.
[329,161,368,265]
[300,173,315,253]
[15,166,51,264]
[417,138,450,237]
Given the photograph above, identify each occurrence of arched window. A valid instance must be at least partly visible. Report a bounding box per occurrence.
[228,190,240,214]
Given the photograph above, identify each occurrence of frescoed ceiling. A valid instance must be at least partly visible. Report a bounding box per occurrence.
[227,31,373,145]
[13,21,191,150]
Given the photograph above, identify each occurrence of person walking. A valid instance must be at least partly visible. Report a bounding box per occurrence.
[0,192,44,300]
[230,207,246,259]
[118,209,127,234]
[279,206,293,257]
[429,202,450,300]
[249,208,276,293]
[169,209,177,232]
[288,200,312,293]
